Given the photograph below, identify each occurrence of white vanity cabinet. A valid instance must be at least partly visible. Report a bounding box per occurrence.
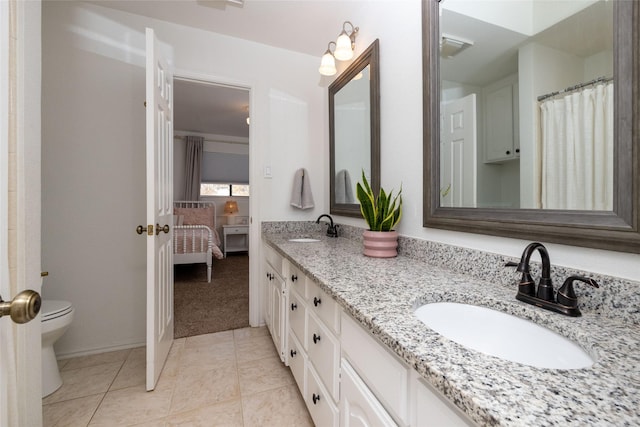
[263,241,478,427]
[483,74,520,163]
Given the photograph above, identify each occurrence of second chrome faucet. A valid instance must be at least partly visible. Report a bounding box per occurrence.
[506,242,599,317]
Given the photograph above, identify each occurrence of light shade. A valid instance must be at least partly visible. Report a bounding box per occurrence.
[334,31,354,61]
[319,50,337,76]
[224,200,239,215]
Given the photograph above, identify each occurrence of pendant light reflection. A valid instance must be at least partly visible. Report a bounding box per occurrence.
[318,21,359,76]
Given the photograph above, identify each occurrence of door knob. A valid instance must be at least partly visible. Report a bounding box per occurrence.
[0,290,41,324]
[156,224,170,235]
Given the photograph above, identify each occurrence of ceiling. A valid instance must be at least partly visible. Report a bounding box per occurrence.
[89,0,369,138]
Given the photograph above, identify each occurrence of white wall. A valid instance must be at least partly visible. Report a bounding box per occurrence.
[41,1,325,356]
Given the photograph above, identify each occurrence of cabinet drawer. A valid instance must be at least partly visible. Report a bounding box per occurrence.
[287,331,306,396]
[288,290,306,348]
[307,363,338,427]
[341,312,409,425]
[225,226,248,235]
[307,280,339,333]
[307,312,340,401]
[288,262,306,296]
[263,244,283,276]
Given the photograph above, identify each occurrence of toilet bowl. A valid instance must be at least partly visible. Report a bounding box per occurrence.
[41,300,74,397]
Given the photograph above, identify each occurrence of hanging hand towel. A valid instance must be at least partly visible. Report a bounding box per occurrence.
[335,169,355,204]
[290,168,315,210]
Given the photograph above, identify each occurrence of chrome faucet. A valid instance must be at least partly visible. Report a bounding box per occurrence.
[316,214,339,238]
[506,242,599,317]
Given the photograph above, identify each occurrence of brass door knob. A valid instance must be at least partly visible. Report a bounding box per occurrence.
[156,224,170,235]
[136,225,146,235]
[0,290,42,324]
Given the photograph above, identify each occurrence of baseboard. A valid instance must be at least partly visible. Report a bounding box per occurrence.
[55,341,146,360]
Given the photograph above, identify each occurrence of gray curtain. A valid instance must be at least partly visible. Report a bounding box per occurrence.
[183,136,204,201]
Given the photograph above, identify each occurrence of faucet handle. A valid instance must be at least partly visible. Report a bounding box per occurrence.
[557,276,599,310]
[505,261,535,296]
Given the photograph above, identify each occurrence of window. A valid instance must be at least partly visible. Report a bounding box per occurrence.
[200,183,250,197]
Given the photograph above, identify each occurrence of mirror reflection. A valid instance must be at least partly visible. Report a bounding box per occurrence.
[330,39,380,217]
[440,0,613,211]
[334,65,371,204]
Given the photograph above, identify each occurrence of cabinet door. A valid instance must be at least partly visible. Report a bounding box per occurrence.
[341,359,397,427]
[485,85,515,162]
[270,272,286,361]
[263,262,273,332]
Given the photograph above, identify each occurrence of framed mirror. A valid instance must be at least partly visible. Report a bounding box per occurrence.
[423,0,639,253]
[330,39,380,217]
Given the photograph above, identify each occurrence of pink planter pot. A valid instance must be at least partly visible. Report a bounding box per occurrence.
[363,230,399,258]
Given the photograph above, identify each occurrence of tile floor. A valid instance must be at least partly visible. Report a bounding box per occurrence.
[42,327,313,426]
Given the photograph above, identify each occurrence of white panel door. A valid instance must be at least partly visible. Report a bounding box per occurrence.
[440,94,477,208]
[145,27,174,391]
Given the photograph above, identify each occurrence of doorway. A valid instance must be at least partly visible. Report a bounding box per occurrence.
[172,78,251,338]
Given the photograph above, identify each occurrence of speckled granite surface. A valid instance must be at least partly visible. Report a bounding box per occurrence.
[262,221,640,426]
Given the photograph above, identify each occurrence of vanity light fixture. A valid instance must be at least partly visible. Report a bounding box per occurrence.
[334,21,359,61]
[319,41,337,76]
[319,21,359,76]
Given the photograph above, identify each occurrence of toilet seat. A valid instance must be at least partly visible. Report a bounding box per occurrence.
[42,300,73,321]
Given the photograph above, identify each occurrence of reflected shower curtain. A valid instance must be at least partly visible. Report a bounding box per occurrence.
[183,135,203,201]
[538,82,613,210]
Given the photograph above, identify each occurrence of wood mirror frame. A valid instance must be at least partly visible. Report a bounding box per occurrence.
[330,39,380,217]
[422,0,640,253]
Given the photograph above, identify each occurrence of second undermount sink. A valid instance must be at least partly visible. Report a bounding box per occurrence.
[288,238,321,243]
[415,302,594,369]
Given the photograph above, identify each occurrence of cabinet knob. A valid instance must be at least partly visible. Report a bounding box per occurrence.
[506,150,511,155]
[291,303,297,311]
[313,333,321,344]
[516,148,520,153]
[312,393,321,405]
[290,349,297,358]
[313,296,322,307]
[291,274,298,282]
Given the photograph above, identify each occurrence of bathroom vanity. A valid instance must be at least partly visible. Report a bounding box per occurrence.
[262,221,640,426]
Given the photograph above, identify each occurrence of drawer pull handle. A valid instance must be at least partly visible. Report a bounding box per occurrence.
[312,393,320,405]
[291,303,297,311]
[290,349,297,358]
[313,297,322,307]
[313,333,321,344]
[291,274,298,282]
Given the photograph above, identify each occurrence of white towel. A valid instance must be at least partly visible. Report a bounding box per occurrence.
[335,169,355,204]
[290,168,315,210]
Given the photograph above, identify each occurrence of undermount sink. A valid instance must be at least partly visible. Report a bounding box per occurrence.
[288,238,321,243]
[415,302,594,369]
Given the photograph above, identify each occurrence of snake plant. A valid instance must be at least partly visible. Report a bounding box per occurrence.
[356,170,402,231]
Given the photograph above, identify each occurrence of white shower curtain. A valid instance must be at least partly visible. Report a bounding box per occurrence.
[538,82,614,210]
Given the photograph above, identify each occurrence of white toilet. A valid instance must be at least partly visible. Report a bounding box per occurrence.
[41,300,74,397]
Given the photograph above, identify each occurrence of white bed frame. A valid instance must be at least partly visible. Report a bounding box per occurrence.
[173,201,216,283]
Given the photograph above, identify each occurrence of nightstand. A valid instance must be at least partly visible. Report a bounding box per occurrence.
[222,225,249,257]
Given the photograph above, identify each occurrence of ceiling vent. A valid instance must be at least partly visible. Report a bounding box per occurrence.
[440,34,473,59]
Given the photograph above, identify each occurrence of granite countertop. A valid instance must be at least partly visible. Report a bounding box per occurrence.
[262,230,640,426]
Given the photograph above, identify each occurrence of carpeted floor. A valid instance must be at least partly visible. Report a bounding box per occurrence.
[173,254,249,338]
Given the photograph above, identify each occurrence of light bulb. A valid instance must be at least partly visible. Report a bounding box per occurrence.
[318,51,337,76]
[334,31,353,61]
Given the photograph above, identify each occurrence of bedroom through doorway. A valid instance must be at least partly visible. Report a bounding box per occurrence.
[172,78,251,338]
